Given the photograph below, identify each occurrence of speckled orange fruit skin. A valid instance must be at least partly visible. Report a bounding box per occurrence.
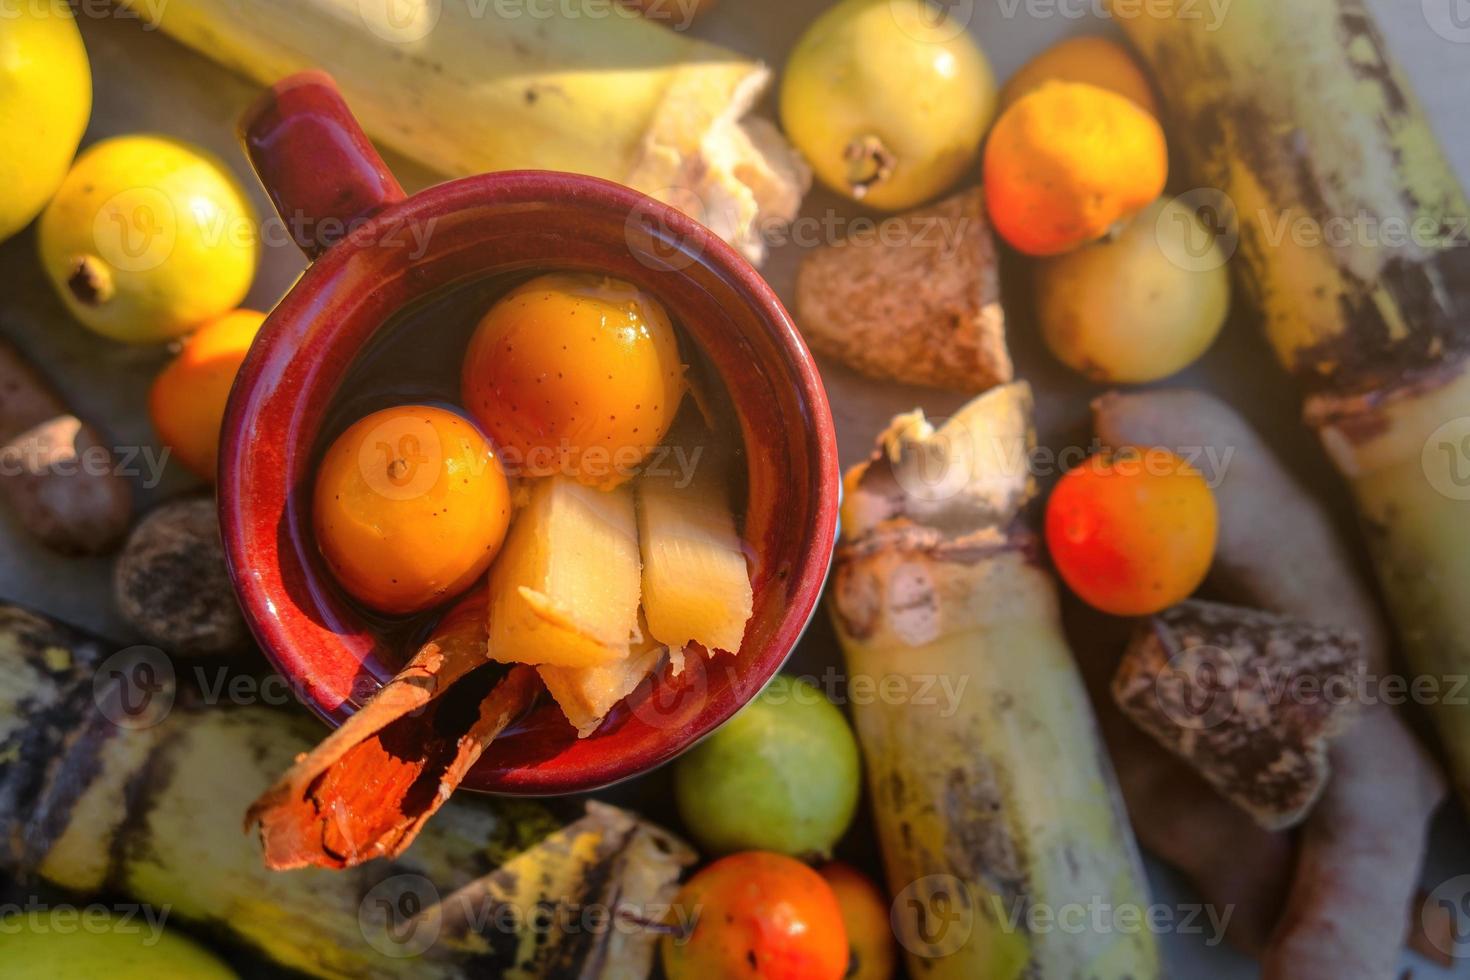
[819,862,896,980]
[312,405,510,615]
[461,272,684,490]
[999,36,1159,116]
[149,308,265,481]
[662,852,849,980]
[984,81,1168,257]
[1045,447,1217,617]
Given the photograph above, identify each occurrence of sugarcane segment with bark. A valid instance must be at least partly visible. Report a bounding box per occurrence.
[0,603,693,980]
[829,382,1160,980]
[1118,0,1470,806]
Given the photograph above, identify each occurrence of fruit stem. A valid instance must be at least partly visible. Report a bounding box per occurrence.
[843,135,896,200]
[66,256,114,307]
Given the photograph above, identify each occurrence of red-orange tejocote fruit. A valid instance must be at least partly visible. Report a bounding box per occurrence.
[662,851,850,980]
[1045,446,1218,617]
[461,272,685,490]
[984,81,1168,257]
[312,405,511,615]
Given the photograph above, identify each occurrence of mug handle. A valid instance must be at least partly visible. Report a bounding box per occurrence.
[238,70,406,260]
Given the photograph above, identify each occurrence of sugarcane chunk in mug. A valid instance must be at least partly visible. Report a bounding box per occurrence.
[310,272,755,735]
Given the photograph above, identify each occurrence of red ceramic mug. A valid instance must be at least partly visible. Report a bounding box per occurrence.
[217,72,840,794]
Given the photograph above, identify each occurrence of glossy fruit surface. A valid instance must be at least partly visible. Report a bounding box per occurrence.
[38,135,259,343]
[150,308,266,480]
[1045,447,1218,616]
[662,851,849,980]
[819,862,897,980]
[313,405,510,615]
[1000,35,1158,115]
[0,0,91,242]
[674,674,860,858]
[462,272,684,490]
[984,81,1167,256]
[1036,197,1230,383]
[780,0,996,211]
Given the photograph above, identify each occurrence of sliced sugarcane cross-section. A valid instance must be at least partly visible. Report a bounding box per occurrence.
[637,461,752,654]
[488,476,641,668]
[540,614,668,738]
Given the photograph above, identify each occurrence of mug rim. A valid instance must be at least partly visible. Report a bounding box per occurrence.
[218,169,841,794]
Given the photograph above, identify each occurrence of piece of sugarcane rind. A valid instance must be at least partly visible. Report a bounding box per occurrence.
[1112,599,1366,830]
[0,602,693,980]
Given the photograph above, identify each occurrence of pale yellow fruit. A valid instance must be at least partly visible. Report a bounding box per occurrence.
[487,476,642,669]
[0,0,91,242]
[638,461,751,655]
[780,0,995,211]
[1036,197,1230,383]
[38,135,259,344]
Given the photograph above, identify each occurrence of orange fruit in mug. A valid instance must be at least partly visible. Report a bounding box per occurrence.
[999,36,1159,116]
[662,852,849,980]
[984,81,1167,257]
[819,862,896,980]
[1045,447,1217,616]
[462,272,684,490]
[149,308,265,481]
[313,405,511,615]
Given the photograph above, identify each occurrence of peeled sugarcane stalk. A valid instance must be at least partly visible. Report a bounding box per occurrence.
[121,0,808,264]
[0,603,693,980]
[1118,0,1470,808]
[828,382,1160,979]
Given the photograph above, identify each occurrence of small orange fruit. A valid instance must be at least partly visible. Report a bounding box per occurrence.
[1000,36,1159,116]
[662,852,849,980]
[313,405,511,615]
[149,308,265,481]
[461,273,684,490]
[984,81,1168,257]
[819,862,896,980]
[1045,447,1217,617]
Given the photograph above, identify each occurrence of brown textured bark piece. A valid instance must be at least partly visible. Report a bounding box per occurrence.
[1113,599,1365,830]
[794,187,1011,392]
[245,594,537,870]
